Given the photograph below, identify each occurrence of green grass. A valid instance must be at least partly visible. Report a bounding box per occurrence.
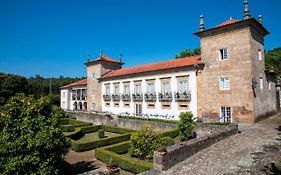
[77,132,121,143]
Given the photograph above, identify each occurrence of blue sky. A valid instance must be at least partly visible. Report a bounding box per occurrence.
[0,0,281,78]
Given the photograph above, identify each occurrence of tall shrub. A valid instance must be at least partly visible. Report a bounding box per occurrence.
[0,94,70,175]
[129,124,174,160]
[178,112,196,141]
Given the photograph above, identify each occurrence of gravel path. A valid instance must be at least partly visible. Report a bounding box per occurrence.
[160,113,281,175]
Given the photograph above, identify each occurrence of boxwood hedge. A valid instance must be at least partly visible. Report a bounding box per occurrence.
[71,133,131,152]
[95,141,153,174]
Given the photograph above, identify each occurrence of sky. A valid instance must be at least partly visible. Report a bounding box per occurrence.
[0,0,281,78]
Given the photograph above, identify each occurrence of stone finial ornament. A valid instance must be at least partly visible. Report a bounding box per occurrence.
[258,15,262,24]
[119,54,123,63]
[244,0,251,20]
[87,54,90,62]
[199,15,205,31]
[100,50,103,59]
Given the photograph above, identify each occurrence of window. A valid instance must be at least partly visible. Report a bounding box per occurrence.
[178,80,188,93]
[62,92,65,98]
[114,85,119,95]
[135,104,142,115]
[135,84,141,94]
[220,76,230,90]
[124,84,130,95]
[92,73,96,78]
[219,48,228,60]
[105,85,110,95]
[258,50,262,61]
[220,107,231,122]
[268,82,272,91]
[162,81,170,93]
[147,83,155,94]
[260,76,263,90]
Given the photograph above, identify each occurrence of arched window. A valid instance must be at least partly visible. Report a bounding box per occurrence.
[73,102,77,111]
[78,102,83,110]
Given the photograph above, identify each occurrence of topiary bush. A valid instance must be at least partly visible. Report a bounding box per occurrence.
[128,124,174,160]
[98,129,105,139]
[178,112,196,141]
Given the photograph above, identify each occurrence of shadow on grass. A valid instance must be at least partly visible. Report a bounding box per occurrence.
[62,160,98,175]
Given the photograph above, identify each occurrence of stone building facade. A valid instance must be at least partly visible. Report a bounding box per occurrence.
[60,0,279,123]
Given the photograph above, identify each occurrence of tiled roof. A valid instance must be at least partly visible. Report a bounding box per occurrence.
[216,19,240,28]
[60,78,87,89]
[101,55,201,79]
[95,55,121,63]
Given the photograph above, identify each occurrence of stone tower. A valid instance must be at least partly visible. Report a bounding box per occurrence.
[194,1,274,123]
[85,51,123,112]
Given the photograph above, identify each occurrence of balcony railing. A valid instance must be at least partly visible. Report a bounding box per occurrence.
[121,94,131,101]
[144,93,157,102]
[112,94,121,101]
[174,91,191,102]
[132,93,143,102]
[103,94,111,101]
[81,95,87,101]
[158,92,173,101]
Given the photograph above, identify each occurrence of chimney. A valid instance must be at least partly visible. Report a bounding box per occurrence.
[99,50,103,59]
[243,0,251,20]
[199,15,205,31]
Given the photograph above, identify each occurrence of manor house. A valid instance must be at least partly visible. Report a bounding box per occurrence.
[60,0,280,123]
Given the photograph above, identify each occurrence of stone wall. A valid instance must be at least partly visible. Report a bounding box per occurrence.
[67,112,177,131]
[153,124,238,170]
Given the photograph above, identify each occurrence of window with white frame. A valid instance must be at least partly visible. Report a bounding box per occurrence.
[258,49,262,61]
[178,80,188,93]
[105,85,110,95]
[92,73,96,78]
[259,76,264,90]
[220,106,231,122]
[220,76,230,90]
[162,81,170,93]
[62,92,65,98]
[147,82,155,94]
[124,84,130,95]
[219,48,228,60]
[268,82,272,91]
[135,84,141,94]
[114,85,119,95]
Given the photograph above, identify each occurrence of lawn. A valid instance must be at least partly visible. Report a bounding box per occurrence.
[78,132,121,143]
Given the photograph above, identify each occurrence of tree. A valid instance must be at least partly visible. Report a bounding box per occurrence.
[265,48,281,79]
[178,112,196,141]
[0,94,70,175]
[0,73,29,105]
[175,48,201,59]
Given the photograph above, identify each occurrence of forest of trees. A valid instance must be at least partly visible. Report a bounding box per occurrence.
[0,73,84,105]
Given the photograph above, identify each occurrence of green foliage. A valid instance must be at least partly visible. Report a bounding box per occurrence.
[45,94,60,106]
[27,74,85,99]
[118,115,178,124]
[0,94,70,175]
[178,112,196,141]
[80,125,102,133]
[129,124,174,160]
[98,129,105,139]
[60,118,92,132]
[159,128,180,138]
[175,48,201,59]
[64,128,84,140]
[96,142,153,174]
[0,73,29,105]
[71,133,131,152]
[265,47,281,79]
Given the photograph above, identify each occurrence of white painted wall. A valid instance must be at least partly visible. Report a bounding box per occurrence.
[60,89,70,110]
[101,70,197,120]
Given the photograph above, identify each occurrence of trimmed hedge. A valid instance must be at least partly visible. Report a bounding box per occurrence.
[101,125,135,134]
[64,128,84,140]
[118,115,178,124]
[59,118,69,125]
[159,128,180,138]
[95,141,153,174]
[60,118,92,132]
[71,133,131,152]
[80,125,102,133]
